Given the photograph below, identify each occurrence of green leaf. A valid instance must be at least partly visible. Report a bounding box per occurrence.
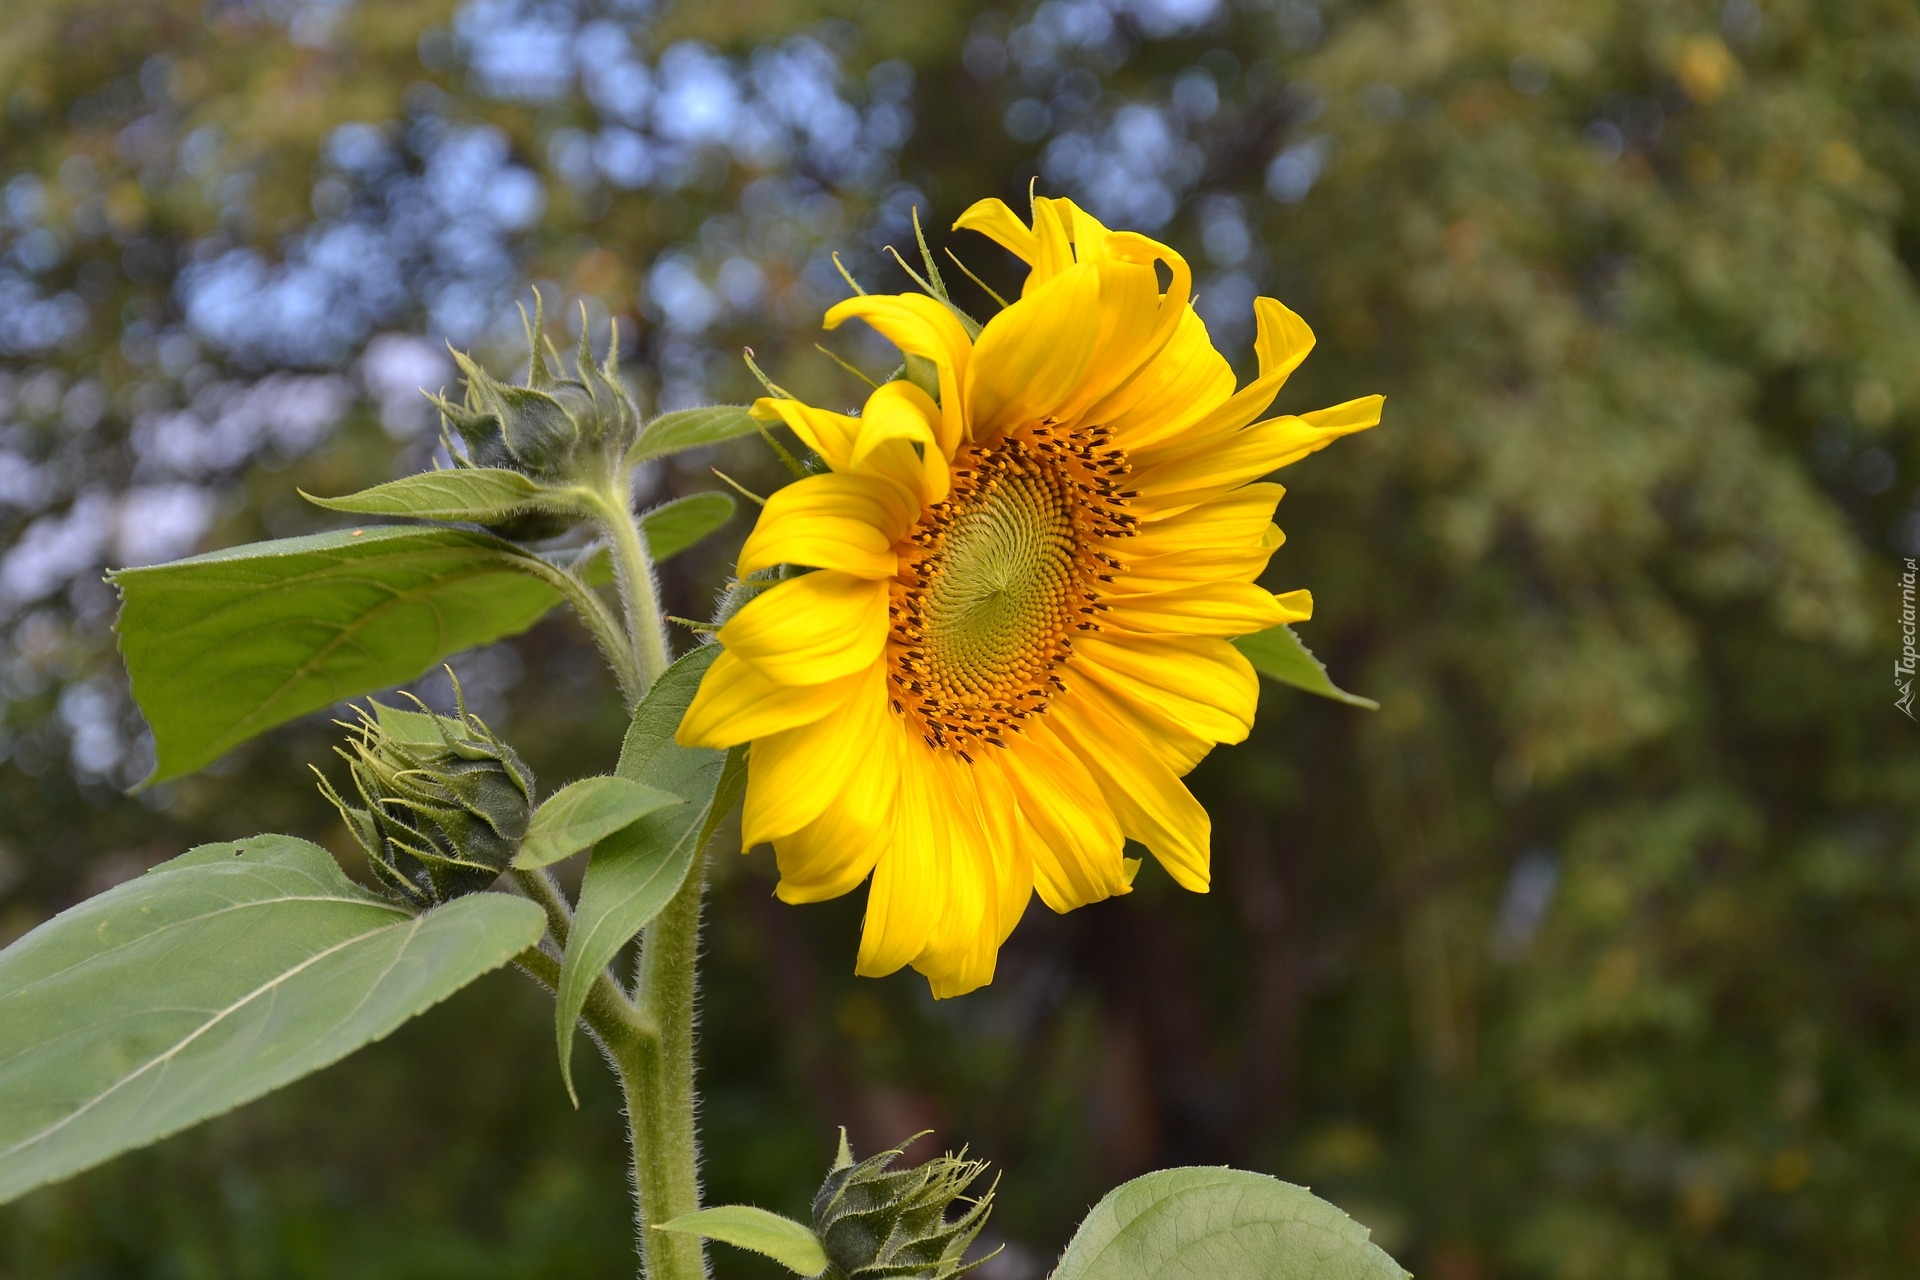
[514,776,683,870]
[629,405,759,463]
[114,526,568,783]
[370,699,451,745]
[1050,1168,1407,1280]
[656,1205,829,1276]
[300,468,567,524]
[640,491,737,561]
[0,835,544,1205]
[1232,626,1379,710]
[555,645,742,1094]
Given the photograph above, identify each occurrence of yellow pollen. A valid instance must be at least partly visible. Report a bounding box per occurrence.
[887,421,1135,761]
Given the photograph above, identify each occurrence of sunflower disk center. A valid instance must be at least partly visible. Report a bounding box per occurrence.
[922,464,1074,695]
[888,425,1136,762]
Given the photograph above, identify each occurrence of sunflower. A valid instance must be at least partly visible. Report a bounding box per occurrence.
[677,195,1381,996]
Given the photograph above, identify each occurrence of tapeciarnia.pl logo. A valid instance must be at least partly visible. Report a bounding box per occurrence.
[1900,558,1917,720]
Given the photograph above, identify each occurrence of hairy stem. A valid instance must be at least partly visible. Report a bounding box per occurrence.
[510,868,654,1042]
[594,475,674,692]
[614,853,709,1279]
[512,946,653,1049]
[510,550,644,706]
[510,866,576,947]
[585,464,706,1279]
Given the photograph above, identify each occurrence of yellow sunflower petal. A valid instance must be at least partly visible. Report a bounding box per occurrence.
[1071,633,1259,746]
[972,754,1037,938]
[959,205,1193,432]
[997,723,1130,912]
[1109,523,1286,593]
[1251,294,1318,386]
[751,397,862,472]
[771,803,888,904]
[677,650,864,748]
[825,294,971,455]
[1129,394,1382,518]
[965,260,1103,437]
[737,473,907,580]
[954,196,1041,264]
[1127,482,1284,554]
[1027,196,1079,289]
[1276,394,1387,465]
[1099,305,1236,452]
[768,702,901,903]
[716,571,888,686]
[911,757,1013,998]
[1125,296,1316,461]
[1051,197,1115,258]
[856,380,950,505]
[1211,295,1317,428]
[1081,231,1194,411]
[1065,259,1164,421]
[855,751,950,978]
[743,662,891,846]
[1051,693,1212,892]
[1103,581,1306,638]
[960,195,1113,291]
[1062,668,1215,775]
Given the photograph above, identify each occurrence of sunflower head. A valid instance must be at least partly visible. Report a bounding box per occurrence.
[434,299,639,537]
[810,1132,996,1280]
[318,690,534,906]
[678,193,1382,997]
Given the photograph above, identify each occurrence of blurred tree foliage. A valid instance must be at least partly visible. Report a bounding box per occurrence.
[2,0,1919,1276]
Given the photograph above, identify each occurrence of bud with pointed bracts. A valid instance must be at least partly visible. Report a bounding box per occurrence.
[431,296,641,524]
[810,1131,998,1280]
[315,679,535,907]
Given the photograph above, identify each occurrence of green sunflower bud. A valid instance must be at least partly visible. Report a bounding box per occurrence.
[810,1132,998,1280]
[432,296,641,525]
[315,684,535,907]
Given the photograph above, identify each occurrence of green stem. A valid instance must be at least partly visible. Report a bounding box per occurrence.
[511,947,653,1053]
[615,849,709,1279]
[594,475,674,691]
[510,866,576,947]
[510,867,652,1041]
[510,551,645,706]
[585,466,706,1279]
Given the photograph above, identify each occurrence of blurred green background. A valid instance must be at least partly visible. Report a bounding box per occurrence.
[2,0,1918,1275]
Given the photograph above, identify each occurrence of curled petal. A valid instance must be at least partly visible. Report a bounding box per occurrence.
[677,651,864,749]
[717,571,888,686]
[737,473,910,580]
[825,294,972,455]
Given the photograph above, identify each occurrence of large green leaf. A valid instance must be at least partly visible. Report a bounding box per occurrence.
[513,775,683,871]
[0,835,544,1205]
[629,406,759,463]
[1233,625,1379,710]
[114,526,567,783]
[656,1205,829,1276]
[640,491,737,561]
[555,644,742,1093]
[1050,1168,1407,1280]
[299,468,558,523]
